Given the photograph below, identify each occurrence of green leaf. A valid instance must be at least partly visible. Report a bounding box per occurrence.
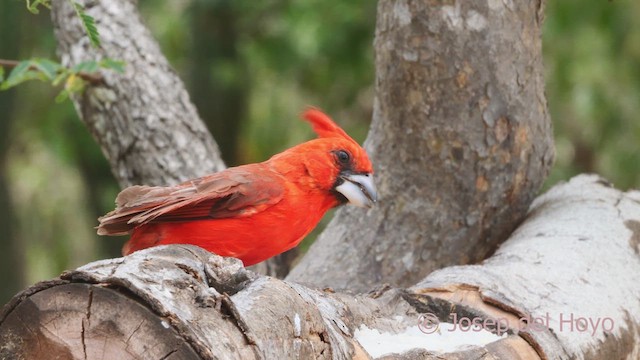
[31,58,63,80]
[0,56,123,93]
[0,59,67,91]
[99,59,125,73]
[71,1,101,48]
[5,61,31,82]
[25,0,51,14]
[52,71,69,87]
[72,60,99,73]
[1,60,40,90]
[55,89,70,103]
[65,74,86,94]
[25,1,100,50]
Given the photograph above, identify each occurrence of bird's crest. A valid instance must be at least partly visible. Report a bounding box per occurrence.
[302,108,356,143]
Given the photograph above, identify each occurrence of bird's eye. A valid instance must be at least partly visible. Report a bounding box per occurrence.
[336,150,350,164]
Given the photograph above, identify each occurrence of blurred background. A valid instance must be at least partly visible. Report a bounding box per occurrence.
[0,0,638,303]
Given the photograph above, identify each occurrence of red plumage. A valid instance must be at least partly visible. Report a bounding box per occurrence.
[97,108,376,266]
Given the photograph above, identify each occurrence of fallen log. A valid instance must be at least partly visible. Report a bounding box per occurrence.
[1,175,638,359]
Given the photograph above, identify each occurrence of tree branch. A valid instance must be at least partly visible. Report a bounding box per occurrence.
[50,0,225,188]
[410,174,640,359]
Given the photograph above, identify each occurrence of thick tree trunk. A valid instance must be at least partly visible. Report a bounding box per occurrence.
[288,0,555,291]
[2,176,638,359]
[51,0,225,188]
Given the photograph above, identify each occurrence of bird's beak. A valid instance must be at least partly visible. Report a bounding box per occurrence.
[335,172,378,208]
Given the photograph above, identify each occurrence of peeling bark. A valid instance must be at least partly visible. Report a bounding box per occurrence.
[51,0,225,188]
[288,0,555,290]
[0,246,508,360]
[2,176,638,359]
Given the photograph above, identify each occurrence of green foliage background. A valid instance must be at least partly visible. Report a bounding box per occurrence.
[0,0,638,303]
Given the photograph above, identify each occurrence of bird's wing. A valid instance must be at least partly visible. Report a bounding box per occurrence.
[97,166,285,235]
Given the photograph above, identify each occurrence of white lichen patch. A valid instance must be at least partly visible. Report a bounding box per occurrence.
[402,51,419,62]
[354,323,505,358]
[466,10,487,31]
[294,313,302,337]
[393,0,412,27]
[441,5,463,30]
[402,252,414,270]
[488,0,514,12]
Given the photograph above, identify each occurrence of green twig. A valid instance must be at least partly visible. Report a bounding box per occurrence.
[0,58,103,84]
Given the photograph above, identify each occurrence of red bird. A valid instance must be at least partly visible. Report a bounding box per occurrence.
[97,109,377,266]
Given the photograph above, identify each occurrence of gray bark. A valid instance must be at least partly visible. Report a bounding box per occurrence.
[2,175,637,359]
[51,0,225,188]
[288,0,555,290]
[0,245,525,360]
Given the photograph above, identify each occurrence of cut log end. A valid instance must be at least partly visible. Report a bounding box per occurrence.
[0,283,199,360]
